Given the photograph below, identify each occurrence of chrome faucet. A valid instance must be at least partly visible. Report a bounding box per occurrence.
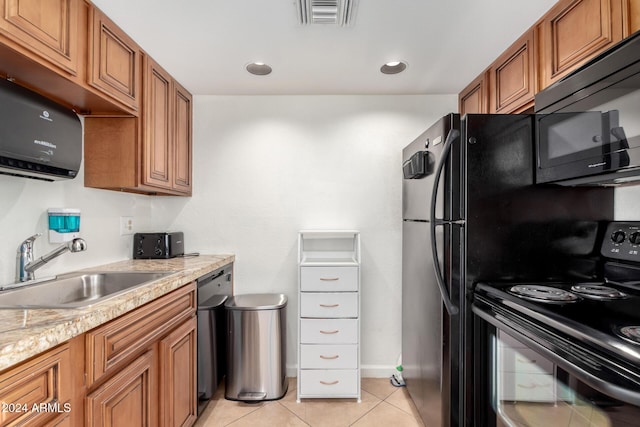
[16,234,87,282]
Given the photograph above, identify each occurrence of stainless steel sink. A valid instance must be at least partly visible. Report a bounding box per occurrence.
[0,271,172,309]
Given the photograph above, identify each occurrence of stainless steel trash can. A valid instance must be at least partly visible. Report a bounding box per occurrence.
[225,293,288,402]
[197,294,228,404]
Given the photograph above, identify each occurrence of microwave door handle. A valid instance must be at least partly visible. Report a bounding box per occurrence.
[430,128,461,316]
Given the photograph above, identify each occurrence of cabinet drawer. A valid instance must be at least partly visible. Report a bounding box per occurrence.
[300,344,358,369]
[499,372,555,402]
[86,282,196,386]
[300,319,358,344]
[501,348,553,375]
[300,293,358,318]
[299,370,358,396]
[300,266,358,292]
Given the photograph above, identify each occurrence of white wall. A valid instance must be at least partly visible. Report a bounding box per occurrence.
[152,95,458,376]
[615,186,640,220]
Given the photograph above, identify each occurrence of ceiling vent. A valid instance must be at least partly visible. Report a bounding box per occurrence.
[297,0,358,26]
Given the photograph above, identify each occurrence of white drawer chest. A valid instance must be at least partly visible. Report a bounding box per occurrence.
[297,230,361,402]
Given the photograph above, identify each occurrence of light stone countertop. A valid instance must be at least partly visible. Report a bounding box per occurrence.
[0,254,234,372]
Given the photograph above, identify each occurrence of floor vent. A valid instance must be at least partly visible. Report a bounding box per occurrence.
[297,0,358,26]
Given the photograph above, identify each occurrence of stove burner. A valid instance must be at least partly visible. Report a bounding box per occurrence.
[616,326,640,344]
[509,285,579,304]
[571,284,627,300]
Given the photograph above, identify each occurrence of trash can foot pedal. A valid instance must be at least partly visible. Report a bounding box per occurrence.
[238,392,267,401]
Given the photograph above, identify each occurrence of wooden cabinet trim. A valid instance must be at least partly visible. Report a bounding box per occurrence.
[623,0,640,36]
[85,283,196,386]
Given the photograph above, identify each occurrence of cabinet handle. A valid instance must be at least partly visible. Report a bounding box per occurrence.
[516,357,537,364]
[320,355,339,360]
[320,330,339,334]
[319,303,339,308]
[320,380,339,385]
[320,277,340,281]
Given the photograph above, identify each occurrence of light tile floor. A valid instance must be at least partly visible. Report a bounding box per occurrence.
[195,378,426,427]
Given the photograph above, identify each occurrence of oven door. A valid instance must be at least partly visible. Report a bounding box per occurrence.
[472,300,640,426]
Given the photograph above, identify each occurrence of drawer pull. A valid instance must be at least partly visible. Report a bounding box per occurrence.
[320,355,340,360]
[320,277,340,281]
[320,330,339,334]
[319,303,339,308]
[517,382,550,389]
[320,380,340,385]
[516,357,537,364]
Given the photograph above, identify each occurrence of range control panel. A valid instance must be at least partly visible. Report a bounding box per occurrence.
[601,222,640,262]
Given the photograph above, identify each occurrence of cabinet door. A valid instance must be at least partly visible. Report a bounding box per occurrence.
[173,80,192,194]
[88,6,140,111]
[539,0,623,89]
[143,56,173,190]
[0,343,72,426]
[458,71,489,115]
[159,317,197,427]
[489,29,536,113]
[0,0,79,75]
[624,0,640,35]
[86,350,157,427]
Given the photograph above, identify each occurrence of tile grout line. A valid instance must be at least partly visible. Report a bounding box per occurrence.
[275,400,312,426]
[348,398,385,426]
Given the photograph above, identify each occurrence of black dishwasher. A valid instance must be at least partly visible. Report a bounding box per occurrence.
[197,263,233,413]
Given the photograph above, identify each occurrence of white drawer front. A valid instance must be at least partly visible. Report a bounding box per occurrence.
[300,319,358,344]
[500,348,553,375]
[300,293,358,318]
[300,344,358,369]
[500,372,555,402]
[300,266,358,292]
[299,370,359,396]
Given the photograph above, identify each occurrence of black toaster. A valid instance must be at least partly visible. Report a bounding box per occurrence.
[133,232,184,259]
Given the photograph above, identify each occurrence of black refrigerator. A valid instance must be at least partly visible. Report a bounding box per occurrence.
[401,113,614,426]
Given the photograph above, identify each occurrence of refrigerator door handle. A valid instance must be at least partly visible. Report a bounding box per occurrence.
[430,128,461,316]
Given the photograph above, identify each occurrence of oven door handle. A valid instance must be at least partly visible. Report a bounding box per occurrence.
[473,304,640,406]
[430,128,461,316]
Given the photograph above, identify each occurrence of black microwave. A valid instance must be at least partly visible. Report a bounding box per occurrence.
[535,31,640,186]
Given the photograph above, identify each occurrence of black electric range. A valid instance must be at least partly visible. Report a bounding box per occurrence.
[473,222,640,408]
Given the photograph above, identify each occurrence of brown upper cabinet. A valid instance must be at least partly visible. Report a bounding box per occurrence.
[488,29,536,113]
[142,56,192,195]
[623,0,640,35]
[84,54,193,196]
[0,0,80,75]
[538,0,624,88]
[87,6,141,112]
[459,0,629,114]
[459,71,489,115]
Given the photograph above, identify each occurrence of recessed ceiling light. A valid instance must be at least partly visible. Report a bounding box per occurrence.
[380,61,407,75]
[246,62,272,76]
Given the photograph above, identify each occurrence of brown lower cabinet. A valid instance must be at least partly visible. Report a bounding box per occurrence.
[0,282,197,427]
[0,336,84,426]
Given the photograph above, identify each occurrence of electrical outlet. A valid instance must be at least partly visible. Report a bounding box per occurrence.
[120,216,134,235]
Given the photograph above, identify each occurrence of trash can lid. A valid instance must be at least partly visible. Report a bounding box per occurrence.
[198,294,228,310]
[224,293,287,310]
